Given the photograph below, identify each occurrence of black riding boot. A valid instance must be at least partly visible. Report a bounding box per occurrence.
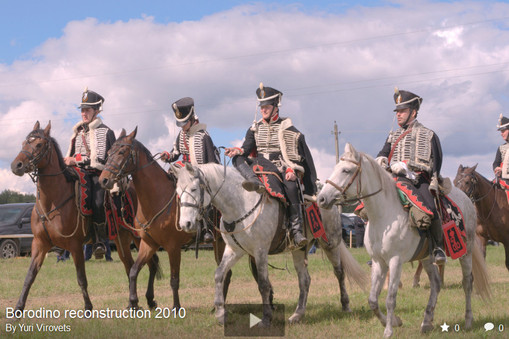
[236,161,265,193]
[430,218,446,265]
[289,204,307,247]
[92,222,107,260]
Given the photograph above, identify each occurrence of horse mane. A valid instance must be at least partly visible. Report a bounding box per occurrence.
[178,163,242,189]
[360,152,396,193]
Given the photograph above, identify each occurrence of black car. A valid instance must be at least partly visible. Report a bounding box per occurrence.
[0,203,35,258]
[341,213,365,248]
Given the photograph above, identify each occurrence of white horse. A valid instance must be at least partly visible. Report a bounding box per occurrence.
[173,162,368,326]
[317,143,491,338]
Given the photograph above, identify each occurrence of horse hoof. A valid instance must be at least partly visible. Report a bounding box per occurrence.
[421,323,434,333]
[288,313,303,324]
[342,305,352,313]
[393,315,403,327]
[412,282,420,288]
[216,309,225,326]
[147,300,158,310]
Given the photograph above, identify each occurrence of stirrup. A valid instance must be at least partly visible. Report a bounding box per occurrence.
[293,232,307,247]
[433,248,447,265]
[242,180,265,193]
[203,231,214,244]
[93,243,106,260]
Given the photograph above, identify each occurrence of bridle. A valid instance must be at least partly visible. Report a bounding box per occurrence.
[456,170,494,203]
[325,153,383,205]
[103,141,139,182]
[21,131,53,178]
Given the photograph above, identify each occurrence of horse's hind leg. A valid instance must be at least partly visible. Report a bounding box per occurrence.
[413,261,423,288]
[322,245,350,312]
[288,248,311,323]
[459,253,473,329]
[253,251,273,327]
[15,239,54,311]
[384,258,404,337]
[249,256,274,309]
[504,244,509,273]
[167,244,183,310]
[420,258,441,333]
[145,252,161,309]
[214,246,244,325]
[214,236,233,302]
[128,241,157,309]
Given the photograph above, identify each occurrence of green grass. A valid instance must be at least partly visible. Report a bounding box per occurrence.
[1,245,508,338]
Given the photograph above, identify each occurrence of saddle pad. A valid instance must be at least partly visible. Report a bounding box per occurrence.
[105,191,139,240]
[305,202,328,243]
[442,220,467,259]
[252,163,287,203]
[72,166,93,217]
[440,195,466,237]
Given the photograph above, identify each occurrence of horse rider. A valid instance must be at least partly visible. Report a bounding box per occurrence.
[160,97,220,243]
[493,114,509,189]
[225,83,317,247]
[64,88,116,259]
[375,88,446,265]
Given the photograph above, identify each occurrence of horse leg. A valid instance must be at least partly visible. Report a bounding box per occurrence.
[458,252,474,329]
[128,241,157,309]
[115,231,135,277]
[145,252,160,309]
[413,261,423,288]
[286,248,311,324]
[167,245,183,310]
[14,239,52,311]
[504,244,509,273]
[69,243,93,310]
[253,251,273,327]
[420,258,441,333]
[322,245,350,312]
[213,237,233,303]
[384,258,403,338]
[214,246,244,325]
[249,256,274,309]
[368,260,389,327]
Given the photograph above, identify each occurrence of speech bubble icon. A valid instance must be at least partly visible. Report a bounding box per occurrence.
[484,322,494,331]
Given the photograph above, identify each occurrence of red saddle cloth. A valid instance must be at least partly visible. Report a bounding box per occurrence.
[72,166,93,217]
[305,202,328,243]
[439,195,466,260]
[105,191,138,241]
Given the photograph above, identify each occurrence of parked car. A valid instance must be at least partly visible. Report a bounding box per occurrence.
[0,203,35,258]
[341,213,365,248]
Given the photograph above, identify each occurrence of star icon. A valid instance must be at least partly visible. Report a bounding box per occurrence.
[440,322,450,332]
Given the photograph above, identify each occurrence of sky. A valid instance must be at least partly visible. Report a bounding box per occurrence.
[2,0,509,194]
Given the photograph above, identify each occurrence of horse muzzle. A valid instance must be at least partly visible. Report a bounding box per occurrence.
[11,159,29,176]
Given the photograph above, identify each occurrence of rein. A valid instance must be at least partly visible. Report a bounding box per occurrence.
[460,171,498,221]
[325,153,383,204]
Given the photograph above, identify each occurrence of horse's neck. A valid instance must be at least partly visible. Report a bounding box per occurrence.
[132,151,175,214]
[207,168,262,221]
[474,173,501,213]
[37,148,72,208]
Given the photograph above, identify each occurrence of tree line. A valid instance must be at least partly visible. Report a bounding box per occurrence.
[0,189,36,204]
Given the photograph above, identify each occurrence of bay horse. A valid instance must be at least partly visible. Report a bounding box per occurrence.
[454,164,509,272]
[99,128,234,309]
[10,121,159,312]
[174,161,368,326]
[317,143,490,338]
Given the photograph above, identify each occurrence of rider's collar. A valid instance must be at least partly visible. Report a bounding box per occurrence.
[263,112,279,124]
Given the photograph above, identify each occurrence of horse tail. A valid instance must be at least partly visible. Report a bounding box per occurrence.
[339,241,369,291]
[150,253,164,280]
[471,241,491,301]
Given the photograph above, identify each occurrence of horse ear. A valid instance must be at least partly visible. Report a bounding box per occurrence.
[472,163,478,171]
[129,126,138,139]
[458,164,463,171]
[344,143,359,160]
[33,121,40,131]
[184,162,195,175]
[119,128,126,138]
[43,121,51,137]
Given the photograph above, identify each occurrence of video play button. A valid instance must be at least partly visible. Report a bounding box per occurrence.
[249,313,262,328]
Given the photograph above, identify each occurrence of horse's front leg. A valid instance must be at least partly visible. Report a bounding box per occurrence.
[459,253,473,329]
[253,251,273,327]
[384,258,404,337]
[15,239,53,311]
[368,260,388,327]
[128,241,157,309]
[420,258,441,333]
[167,244,183,310]
[68,242,93,310]
[288,247,311,323]
[214,246,244,325]
[322,243,351,312]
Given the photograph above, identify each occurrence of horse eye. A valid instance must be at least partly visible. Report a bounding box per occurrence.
[35,143,42,149]
[342,168,351,174]
[190,187,197,193]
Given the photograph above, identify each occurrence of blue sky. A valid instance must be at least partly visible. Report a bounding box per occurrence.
[1,0,387,64]
[2,0,509,193]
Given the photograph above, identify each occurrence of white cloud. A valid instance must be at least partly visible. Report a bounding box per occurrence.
[1,1,509,194]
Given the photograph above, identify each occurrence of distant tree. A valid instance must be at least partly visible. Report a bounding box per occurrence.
[0,189,36,204]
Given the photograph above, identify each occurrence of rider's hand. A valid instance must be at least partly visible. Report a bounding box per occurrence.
[64,157,76,166]
[225,147,242,158]
[285,171,297,181]
[495,166,502,177]
[160,151,171,162]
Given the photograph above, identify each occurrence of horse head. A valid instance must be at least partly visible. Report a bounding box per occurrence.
[173,163,212,233]
[453,164,478,198]
[11,121,53,176]
[100,127,138,190]
[318,143,364,209]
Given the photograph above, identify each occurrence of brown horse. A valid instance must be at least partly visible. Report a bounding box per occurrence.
[454,164,509,272]
[10,121,159,311]
[99,128,234,309]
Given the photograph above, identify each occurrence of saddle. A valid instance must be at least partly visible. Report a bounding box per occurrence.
[105,188,138,241]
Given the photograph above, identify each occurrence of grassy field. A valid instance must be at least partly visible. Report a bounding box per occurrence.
[1,244,508,338]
